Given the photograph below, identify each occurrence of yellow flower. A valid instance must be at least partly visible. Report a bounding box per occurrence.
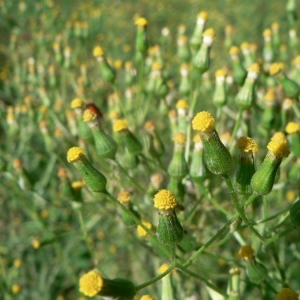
[154,189,177,210]
[269,62,285,75]
[239,245,254,261]
[176,99,189,109]
[276,288,299,300]
[229,46,240,55]
[93,46,104,57]
[271,132,287,143]
[197,11,208,20]
[67,147,85,163]
[137,221,152,237]
[71,98,85,109]
[202,28,215,38]
[172,132,186,144]
[140,295,155,300]
[236,137,258,153]
[263,28,272,37]
[135,17,148,27]
[267,140,290,158]
[285,122,300,134]
[158,263,170,274]
[83,109,97,123]
[247,63,260,74]
[215,69,227,77]
[113,119,128,132]
[79,270,103,297]
[117,191,131,203]
[12,284,21,294]
[192,111,215,133]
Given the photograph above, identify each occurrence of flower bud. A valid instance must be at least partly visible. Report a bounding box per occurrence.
[276,288,299,300]
[154,190,184,245]
[234,137,258,199]
[213,69,227,107]
[251,139,290,196]
[83,109,118,159]
[79,270,136,299]
[67,147,107,193]
[285,121,300,156]
[235,63,260,110]
[192,111,232,175]
[190,11,208,53]
[229,46,247,86]
[135,17,149,61]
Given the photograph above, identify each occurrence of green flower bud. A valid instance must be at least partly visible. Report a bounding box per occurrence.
[239,245,268,284]
[286,122,300,156]
[67,147,107,193]
[179,64,191,96]
[251,139,290,196]
[262,29,274,65]
[135,17,149,61]
[192,111,232,175]
[228,268,241,299]
[177,36,191,63]
[83,109,118,159]
[190,135,210,183]
[229,46,247,86]
[234,137,258,199]
[113,119,143,155]
[213,69,227,107]
[118,192,140,227]
[235,63,260,110]
[193,28,215,73]
[154,190,184,245]
[93,46,116,84]
[158,264,173,300]
[190,11,208,53]
[167,133,188,179]
[79,270,136,299]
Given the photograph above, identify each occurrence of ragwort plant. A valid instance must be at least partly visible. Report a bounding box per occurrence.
[1,0,300,299]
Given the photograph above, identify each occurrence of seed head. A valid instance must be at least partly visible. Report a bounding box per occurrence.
[236,137,258,153]
[239,245,254,261]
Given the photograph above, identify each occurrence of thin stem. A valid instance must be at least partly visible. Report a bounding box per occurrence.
[265,225,295,245]
[222,174,265,243]
[135,263,176,291]
[178,266,228,297]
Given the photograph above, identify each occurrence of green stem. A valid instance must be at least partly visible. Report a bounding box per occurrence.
[222,174,265,243]
[265,225,295,245]
[178,266,228,297]
[135,263,176,291]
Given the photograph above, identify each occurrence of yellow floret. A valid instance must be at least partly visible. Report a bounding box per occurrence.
[154,189,177,210]
[72,180,86,190]
[267,140,290,158]
[236,137,258,153]
[169,109,177,119]
[144,120,155,132]
[193,134,202,143]
[176,99,189,109]
[197,11,208,20]
[137,221,152,237]
[140,295,156,300]
[263,28,272,37]
[151,62,163,71]
[117,191,131,203]
[285,122,300,134]
[158,263,170,274]
[83,109,97,123]
[108,111,120,120]
[12,284,21,294]
[113,119,128,132]
[247,63,260,74]
[202,28,215,38]
[239,245,254,261]
[229,46,240,55]
[240,42,250,49]
[192,111,215,133]
[271,132,287,143]
[293,55,300,65]
[215,69,227,77]
[67,147,85,162]
[264,88,276,101]
[93,46,104,57]
[276,288,299,300]
[271,22,280,30]
[71,98,84,109]
[135,17,148,27]
[79,270,103,297]
[13,259,22,268]
[172,132,186,144]
[270,62,284,75]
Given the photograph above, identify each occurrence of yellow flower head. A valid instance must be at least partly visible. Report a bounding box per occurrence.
[158,263,170,274]
[271,22,280,30]
[12,284,21,294]
[192,111,215,133]
[193,134,202,143]
[71,98,84,109]
[264,88,276,102]
[13,259,22,268]
[239,245,254,261]
[215,69,227,77]
[144,120,155,132]
[154,189,177,210]
[151,62,163,71]
[137,221,152,237]
[79,270,103,297]
[113,119,128,132]
[32,239,40,249]
[229,46,240,55]
[140,295,156,300]
[108,111,120,120]
[247,63,260,74]
[135,17,148,27]
[83,109,97,123]
[169,109,177,119]
[271,132,287,143]
[176,99,189,109]
[267,140,290,158]
[67,147,85,163]
[263,28,272,37]
[117,191,131,203]
[276,288,299,300]
[293,55,300,65]
[72,180,86,190]
[285,122,300,134]
[93,46,104,57]
[236,137,258,153]
[269,62,285,75]
[172,132,186,144]
[197,11,208,20]
[202,28,215,38]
